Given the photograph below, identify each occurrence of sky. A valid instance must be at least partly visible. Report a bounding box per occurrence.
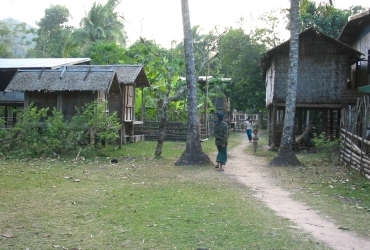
[1,0,369,48]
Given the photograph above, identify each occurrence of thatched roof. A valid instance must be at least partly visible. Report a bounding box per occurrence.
[6,69,117,92]
[6,65,150,92]
[259,27,363,69]
[338,9,370,44]
[67,65,150,87]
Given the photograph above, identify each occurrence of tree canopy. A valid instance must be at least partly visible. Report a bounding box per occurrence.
[0,19,29,58]
[298,1,365,38]
[28,5,71,58]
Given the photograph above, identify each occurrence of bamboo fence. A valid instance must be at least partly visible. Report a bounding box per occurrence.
[340,96,370,179]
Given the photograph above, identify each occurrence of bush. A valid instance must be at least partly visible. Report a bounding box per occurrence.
[312,132,340,163]
[0,101,121,158]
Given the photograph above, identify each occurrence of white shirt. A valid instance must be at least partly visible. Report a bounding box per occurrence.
[245,120,253,130]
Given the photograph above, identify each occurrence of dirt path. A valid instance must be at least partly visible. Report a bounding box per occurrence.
[216,134,370,250]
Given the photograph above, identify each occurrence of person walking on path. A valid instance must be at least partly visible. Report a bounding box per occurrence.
[252,129,259,155]
[245,118,253,143]
[213,113,228,171]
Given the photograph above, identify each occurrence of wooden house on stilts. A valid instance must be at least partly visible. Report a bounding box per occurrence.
[259,27,364,149]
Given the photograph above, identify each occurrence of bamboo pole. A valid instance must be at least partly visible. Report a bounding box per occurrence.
[341,129,370,146]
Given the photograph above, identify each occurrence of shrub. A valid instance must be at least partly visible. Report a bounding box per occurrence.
[312,132,340,163]
[9,103,48,157]
[1,101,121,158]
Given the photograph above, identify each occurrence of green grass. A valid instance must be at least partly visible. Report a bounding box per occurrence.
[0,133,330,249]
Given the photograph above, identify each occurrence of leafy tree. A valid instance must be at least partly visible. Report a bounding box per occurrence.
[127,39,187,122]
[84,41,129,64]
[176,0,211,166]
[28,5,71,58]
[299,1,365,38]
[71,0,126,50]
[0,19,28,58]
[256,9,285,49]
[270,0,301,166]
[218,28,266,113]
[132,38,189,157]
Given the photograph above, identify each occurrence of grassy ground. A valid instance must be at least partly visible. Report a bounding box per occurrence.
[0,132,332,249]
[247,130,370,239]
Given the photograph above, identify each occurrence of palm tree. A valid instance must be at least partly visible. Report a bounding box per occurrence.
[269,0,301,166]
[175,0,211,166]
[71,0,126,49]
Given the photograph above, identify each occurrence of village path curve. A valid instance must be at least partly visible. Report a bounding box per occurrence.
[212,133,370,250]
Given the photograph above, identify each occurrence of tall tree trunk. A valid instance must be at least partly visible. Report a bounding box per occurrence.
[175,0,211,166]
[269,0,301,166]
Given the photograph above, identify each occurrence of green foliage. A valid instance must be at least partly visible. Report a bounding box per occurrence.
[313,132,340,163]
[127,39,187,121]
[28,5,71,58]
[0,118,11,142]
[219,28,266,113]
[43,107,84,155]
[0,19,29,58]
[84,41,129,64]
[0,102,120,158]
[73,101,121,146]
[71,0,126,48]
[256,9,285,49]
[299,1,366,38]
[9,103,48,157]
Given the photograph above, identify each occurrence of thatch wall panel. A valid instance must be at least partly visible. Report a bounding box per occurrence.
[273,55,348,104]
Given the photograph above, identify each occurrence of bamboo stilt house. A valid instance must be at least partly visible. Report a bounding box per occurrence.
[259,27,364,149]
[5,65,150,146]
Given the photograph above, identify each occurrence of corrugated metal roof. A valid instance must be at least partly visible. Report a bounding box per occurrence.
[0,91,23,103]
[6,69,116,92]
[0,58,91,70]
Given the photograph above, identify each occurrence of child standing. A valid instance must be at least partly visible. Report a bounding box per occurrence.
[252,129,259,155]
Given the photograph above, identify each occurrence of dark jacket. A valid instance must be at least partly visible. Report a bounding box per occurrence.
[213,121,228,146]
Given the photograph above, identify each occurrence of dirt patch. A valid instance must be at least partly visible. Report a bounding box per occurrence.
[213,134,370,250]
